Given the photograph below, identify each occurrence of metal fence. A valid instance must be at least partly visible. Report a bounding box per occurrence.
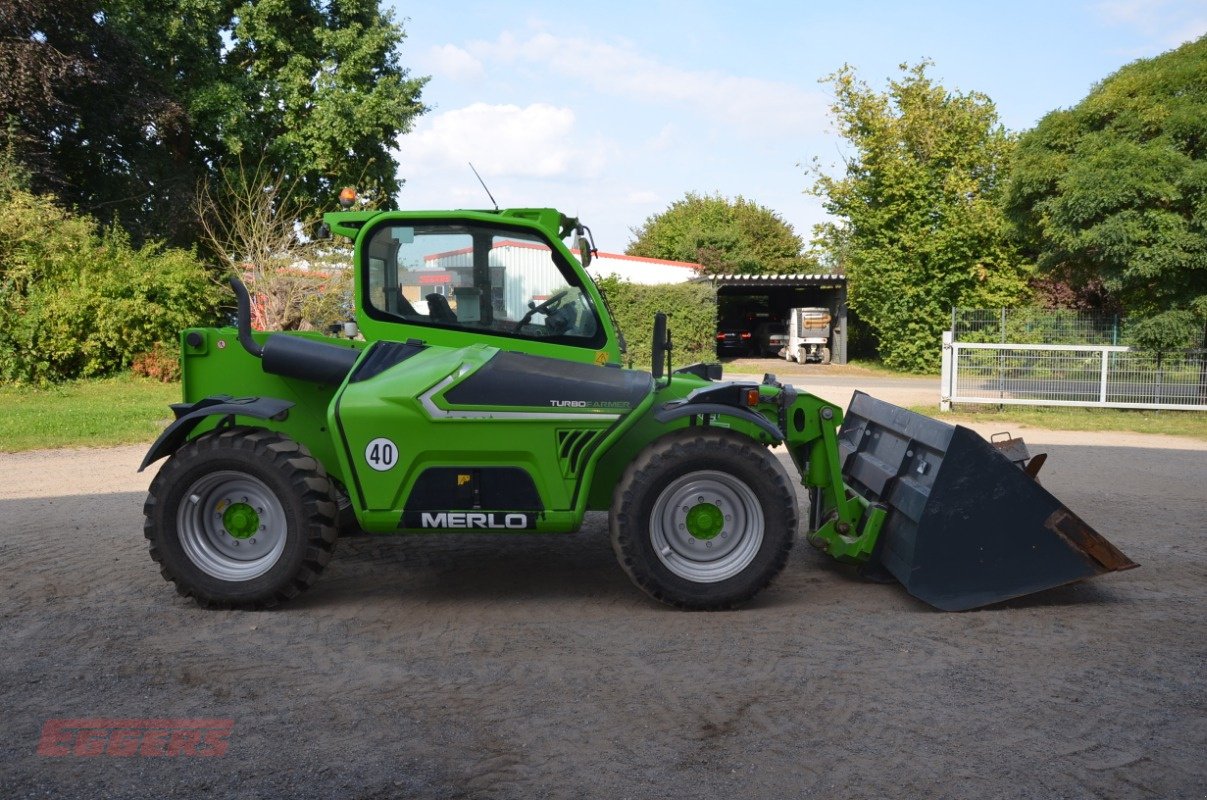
[941,333,1207,411]
[952,308,1126,346]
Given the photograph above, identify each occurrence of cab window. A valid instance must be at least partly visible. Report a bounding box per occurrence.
[362,222,601,345]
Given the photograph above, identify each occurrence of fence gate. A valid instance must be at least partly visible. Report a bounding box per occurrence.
[941,332,1207,411]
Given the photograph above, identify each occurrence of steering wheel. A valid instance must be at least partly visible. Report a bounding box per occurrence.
[513,290,569,332]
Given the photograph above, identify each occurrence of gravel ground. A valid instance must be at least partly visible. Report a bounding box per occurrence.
[1,378,1205,799]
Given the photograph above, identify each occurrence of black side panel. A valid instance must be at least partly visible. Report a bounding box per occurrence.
[349,339,427,383]
[443,351,652,410]
[139,396,294,471]
[674,362,723,381]
[404,467,544,511]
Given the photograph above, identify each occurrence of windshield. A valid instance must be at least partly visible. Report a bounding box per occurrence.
[362,221,603,346]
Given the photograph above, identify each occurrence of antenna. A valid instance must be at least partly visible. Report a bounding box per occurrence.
[468,162,498,211]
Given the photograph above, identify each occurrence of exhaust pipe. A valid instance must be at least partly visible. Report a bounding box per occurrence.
[230,276,265,358]
[229,275,359,386]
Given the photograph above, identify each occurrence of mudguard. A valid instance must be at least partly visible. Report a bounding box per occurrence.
[653,401,784,441]
[139,395,295,471]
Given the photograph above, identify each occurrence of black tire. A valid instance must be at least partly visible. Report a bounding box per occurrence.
[610,429,797,610]
[143,427,338,608]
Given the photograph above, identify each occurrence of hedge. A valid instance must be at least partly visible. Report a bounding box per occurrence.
[594,274,717,368]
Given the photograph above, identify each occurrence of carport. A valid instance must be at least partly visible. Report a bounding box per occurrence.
[703,273,849,364]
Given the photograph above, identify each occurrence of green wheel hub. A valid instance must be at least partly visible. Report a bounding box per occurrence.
[222,502,260,540]
[685,502,723,540]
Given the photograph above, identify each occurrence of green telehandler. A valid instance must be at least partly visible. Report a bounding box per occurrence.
[140,201,1136,611]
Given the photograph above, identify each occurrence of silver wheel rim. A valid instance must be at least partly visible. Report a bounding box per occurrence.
[649,470,764,583]
[177,471,288,582]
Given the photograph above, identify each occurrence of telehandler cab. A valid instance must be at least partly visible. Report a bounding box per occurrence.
[140,202,1136,611]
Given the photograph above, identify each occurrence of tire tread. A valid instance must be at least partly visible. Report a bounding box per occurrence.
[610,428,796,610]
[143,426,338,609]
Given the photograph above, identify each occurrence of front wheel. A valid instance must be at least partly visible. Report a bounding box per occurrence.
[143,427,338,608]
[610,430,797,610]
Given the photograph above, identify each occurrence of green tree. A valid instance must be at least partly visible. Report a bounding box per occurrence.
[0,0,427,245]
[810,62,1030,372]
[1007,36,1207,350]
[627,192,811,274]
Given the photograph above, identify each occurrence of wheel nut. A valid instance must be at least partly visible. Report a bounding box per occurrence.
[249,539,256,545]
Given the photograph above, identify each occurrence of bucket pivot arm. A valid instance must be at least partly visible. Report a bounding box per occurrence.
[778,393,888,562]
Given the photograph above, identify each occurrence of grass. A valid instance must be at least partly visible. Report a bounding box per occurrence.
[913,403,1207,441]
[846,358,936,378]
[0,375,179,452]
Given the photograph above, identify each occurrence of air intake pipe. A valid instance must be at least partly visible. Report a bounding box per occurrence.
[230,276,360,386]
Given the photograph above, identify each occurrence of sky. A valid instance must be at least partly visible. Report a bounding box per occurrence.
[386,0,1207,252]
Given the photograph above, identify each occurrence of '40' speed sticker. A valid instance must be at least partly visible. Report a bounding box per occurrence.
[364,438,398,471]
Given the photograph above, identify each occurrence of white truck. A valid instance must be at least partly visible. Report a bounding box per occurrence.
[785,307,832,364]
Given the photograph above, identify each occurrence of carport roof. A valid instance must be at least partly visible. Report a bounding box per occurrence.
[700,273,845,286]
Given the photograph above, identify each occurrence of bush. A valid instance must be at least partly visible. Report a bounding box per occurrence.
[131,342,182,383]
[0,188,224,384]
[595,275,717,368]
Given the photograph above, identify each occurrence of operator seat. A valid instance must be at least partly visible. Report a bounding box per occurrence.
[426,293,457,322]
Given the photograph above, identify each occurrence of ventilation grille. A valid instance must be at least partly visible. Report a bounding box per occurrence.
[556,429,602,479]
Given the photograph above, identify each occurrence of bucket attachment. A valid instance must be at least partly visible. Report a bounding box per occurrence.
[837,392,1138,611]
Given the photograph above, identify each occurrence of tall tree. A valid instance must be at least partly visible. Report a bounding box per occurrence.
[1007,36,1207,351]
[0,0,179,212]
[0,0,427,244]
[810,62,1029,372]
[627,192,811,274]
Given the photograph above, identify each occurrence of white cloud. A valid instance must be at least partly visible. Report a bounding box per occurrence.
[1095,0,1171,25]
[463,32,827,138]
[646,124,678,152]
[1093,1,1207,51]
[625,190,659,204]
[1165,16,1207,46]
[401,102,606,179]
[423,44,484,81]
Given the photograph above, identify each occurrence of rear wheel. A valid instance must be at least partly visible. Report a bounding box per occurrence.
[610,429,797,610]
[143,427,338,608]
[821,346,832,365]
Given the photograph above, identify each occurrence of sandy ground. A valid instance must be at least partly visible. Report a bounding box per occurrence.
[1,376,1205,799]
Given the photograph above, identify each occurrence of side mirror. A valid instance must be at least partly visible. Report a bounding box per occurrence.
[651,313,668,380]
[572,227,592,268]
